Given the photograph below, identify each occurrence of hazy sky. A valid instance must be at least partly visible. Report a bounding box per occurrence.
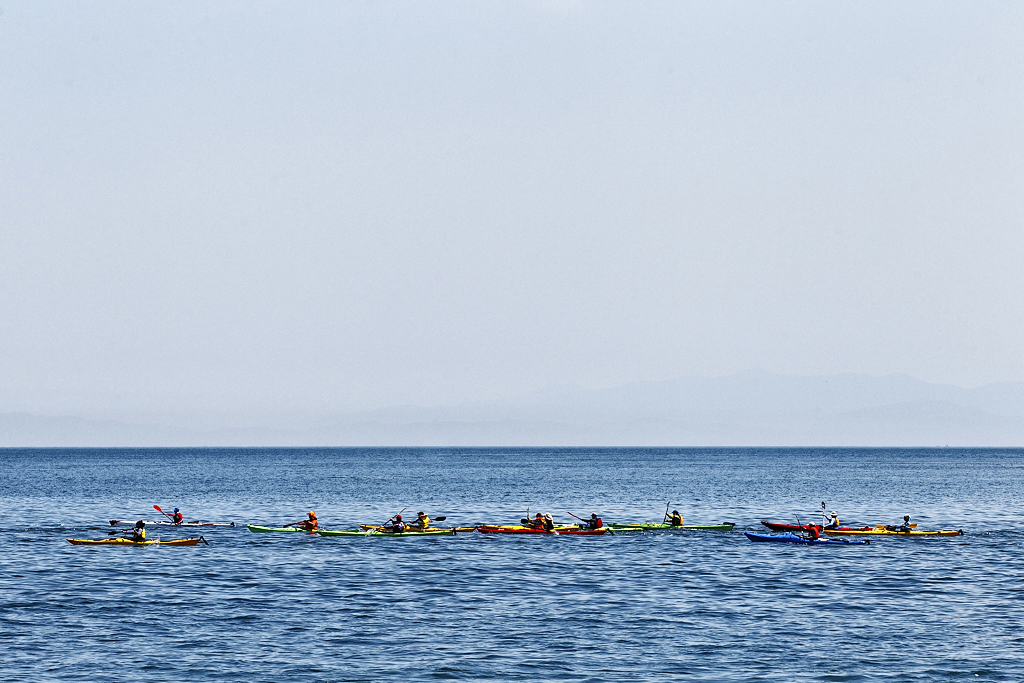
[1,1,1022,419]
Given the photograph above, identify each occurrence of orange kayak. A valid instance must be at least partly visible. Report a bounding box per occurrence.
[66,537,207,546]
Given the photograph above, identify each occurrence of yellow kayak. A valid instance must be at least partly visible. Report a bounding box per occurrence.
[823,528,963,537]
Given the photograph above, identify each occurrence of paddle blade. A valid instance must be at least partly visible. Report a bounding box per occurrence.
[434,516,447,521]
[153,505,163,513]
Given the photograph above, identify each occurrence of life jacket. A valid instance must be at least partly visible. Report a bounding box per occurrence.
[806,525,820,540]
[392,521,406,533]
[172,512,183,524]
[417,516,430,529]
[300,519,317,530]
[532,516,546,529]
[669,513,682,526]
[590,517,603,529]
[133,529,146,542]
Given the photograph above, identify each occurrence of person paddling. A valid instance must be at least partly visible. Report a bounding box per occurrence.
[530,513,546,530]
[410,512,430,531]
[802,524,820,541]
[386,514,407,533]
[665,510,683,526]
[171,508,184,525]
[585,513,603,530]
[286,512,318,531]
[898,515,912,532]
[543,513,555,531]
[825,511,840,529]
[130,520,146,542]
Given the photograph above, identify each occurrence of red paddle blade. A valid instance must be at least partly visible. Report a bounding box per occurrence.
[153,505,162,512]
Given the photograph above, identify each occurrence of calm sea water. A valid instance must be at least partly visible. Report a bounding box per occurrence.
[1,447,1022,682]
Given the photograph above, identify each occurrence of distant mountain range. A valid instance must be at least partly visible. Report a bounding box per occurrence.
[3,371,1023,446]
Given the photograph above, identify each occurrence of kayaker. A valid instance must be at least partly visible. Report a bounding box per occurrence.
[803,524,820,540]
[388,514,406,533]
[171,508,184,525]
[296,512,318,531]
[531,513,546,529]
[898,515,912,532]
[131,520,146,542]
[825,511,840,529]
[543,513,555,531]
[411,512,430,530]
[585,513,603,530]
[665,510,683,526]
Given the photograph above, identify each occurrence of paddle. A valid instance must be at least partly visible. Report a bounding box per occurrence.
[153,505,175,521]
[385,507,408,525]
[370,507,408,534]
[409,514,446,530]
[566,511,589,528]
[567,511,613,535]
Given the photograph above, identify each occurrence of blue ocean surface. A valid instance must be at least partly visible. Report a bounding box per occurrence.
[1,447,1021,682]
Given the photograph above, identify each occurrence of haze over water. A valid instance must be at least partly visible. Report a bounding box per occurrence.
[2,447,1021,682]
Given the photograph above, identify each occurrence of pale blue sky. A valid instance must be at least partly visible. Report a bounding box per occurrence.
[1,1,1022,420]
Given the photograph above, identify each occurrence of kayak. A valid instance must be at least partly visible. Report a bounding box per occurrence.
[760,521,875,533]
[745,532,869,546]
[356,527,477,532]
[110,519,235,527]
[318,529,455,537]
[823,528,963,537]
[67,537,206,546]
[245,524,315,533]
[608,522,736,531]
[476,526,606,535]
[761,521,885,533]
[476,524,580,532]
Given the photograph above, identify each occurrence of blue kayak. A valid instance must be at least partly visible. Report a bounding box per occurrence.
[745,532,869,546]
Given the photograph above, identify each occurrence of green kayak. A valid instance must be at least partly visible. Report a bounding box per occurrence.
[317,528,455,537]
[246,524,312,533]
[608,522,736,532]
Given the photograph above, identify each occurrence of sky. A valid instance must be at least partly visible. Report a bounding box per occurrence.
[1,1,1022,422]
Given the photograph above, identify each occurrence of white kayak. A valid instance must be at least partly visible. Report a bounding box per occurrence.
[109,519,235,527]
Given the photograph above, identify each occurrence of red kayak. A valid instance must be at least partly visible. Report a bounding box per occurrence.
[476,526,606,535]
[760,521,873,533]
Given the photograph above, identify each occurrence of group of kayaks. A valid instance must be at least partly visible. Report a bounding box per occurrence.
[67,504,966,547]
[747,514,965,546]
[242,521,738,537]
